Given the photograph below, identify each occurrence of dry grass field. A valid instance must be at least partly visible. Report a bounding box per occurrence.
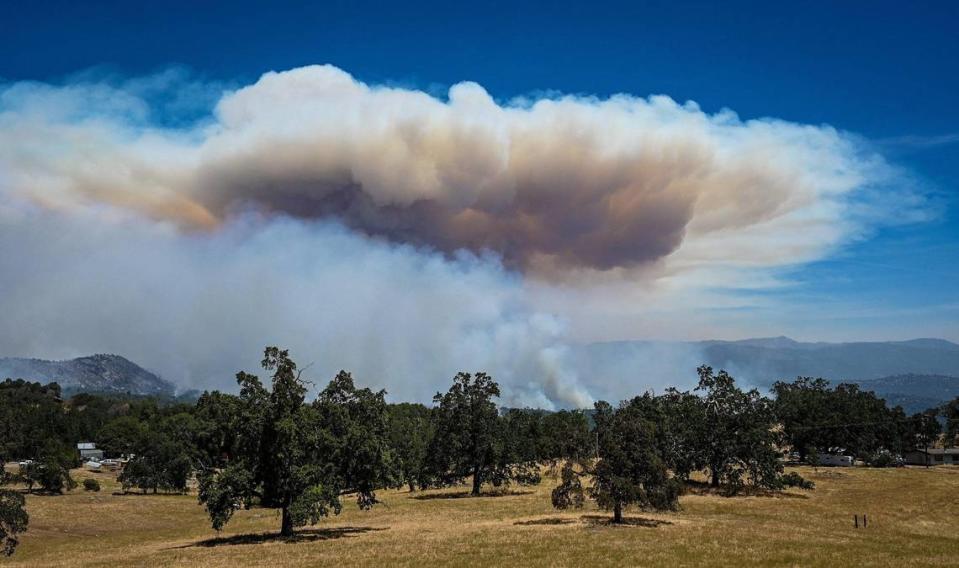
[3,465,959,567]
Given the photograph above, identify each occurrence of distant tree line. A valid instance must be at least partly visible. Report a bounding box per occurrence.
[2,349,959,551]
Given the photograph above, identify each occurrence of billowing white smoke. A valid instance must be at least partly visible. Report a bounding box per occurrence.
[0,65,923,406]
[2,65,901,275]
[0,203,591,407]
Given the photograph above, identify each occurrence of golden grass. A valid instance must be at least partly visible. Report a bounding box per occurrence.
[4,465,959,567]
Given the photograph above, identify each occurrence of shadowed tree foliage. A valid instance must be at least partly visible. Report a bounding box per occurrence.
[427,372,541,495]
[387,403,434,491]
[943,397,959,446]
[20,440,76,494]
[193,390,243,469]
[0,452,28,557]
[910,410,942,466]
[0,490,27,557]
[538,409,593,463]
[552,395,680,523]
[96,415,148,457]
[197,347,393,537]
[0,380,67,460]
[696,365,783,493]
[119,433,192,494]
[771,377,833,462]
[773,376,921,462]
[658,387,707,481]
[492,409,543,488]
[696,366,781,493]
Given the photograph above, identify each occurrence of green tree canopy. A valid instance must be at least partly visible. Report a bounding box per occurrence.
[552,395,679,523]
[427,372,540,495]
[773,377,919,461]
[21,440,76,494]
[697,366,781,492]
[539,409,593,463]
[0,490,28,557]
[197,347,393,537]
[943,397,959,446]
[119,432,192,494]
[0,451,28,557]
[387,403,434,491]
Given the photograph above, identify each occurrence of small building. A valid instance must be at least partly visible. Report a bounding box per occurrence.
[904,448,959,466]
[77,442,104,461]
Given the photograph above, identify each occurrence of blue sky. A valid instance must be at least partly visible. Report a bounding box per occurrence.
[2,0,957,342]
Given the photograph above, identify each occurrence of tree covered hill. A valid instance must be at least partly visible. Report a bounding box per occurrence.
[0,354,174,397]
[697,338,959,385]
[852,374,959,415]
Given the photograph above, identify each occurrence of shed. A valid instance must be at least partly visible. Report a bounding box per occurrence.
[77,442,104,461]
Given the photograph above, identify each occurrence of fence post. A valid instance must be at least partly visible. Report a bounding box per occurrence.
[854,514,858,528]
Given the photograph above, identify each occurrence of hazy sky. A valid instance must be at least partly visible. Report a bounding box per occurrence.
[0,1,956,404]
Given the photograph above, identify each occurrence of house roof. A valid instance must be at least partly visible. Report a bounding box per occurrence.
[77,442,96,450]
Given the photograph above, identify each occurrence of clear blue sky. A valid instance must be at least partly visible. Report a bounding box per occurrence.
[3,0,957,340]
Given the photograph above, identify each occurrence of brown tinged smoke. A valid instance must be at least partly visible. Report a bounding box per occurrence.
[0,65,923,407]
[1,65,888,278]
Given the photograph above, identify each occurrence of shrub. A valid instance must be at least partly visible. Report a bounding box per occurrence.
[780,471,815,490]
[869,451,899,468]
[82,478,100,492]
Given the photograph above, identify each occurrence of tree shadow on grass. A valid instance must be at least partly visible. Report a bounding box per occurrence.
[175,526,385,548]
[412,490,534,501]
[514,517,577,526]
[111,491,189,497]
[682,480,809,500]
[581,515,673,528]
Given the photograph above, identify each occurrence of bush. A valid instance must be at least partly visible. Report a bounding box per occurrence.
[82,478,100,492]
[780,471,815,490]
[869,451,901,468]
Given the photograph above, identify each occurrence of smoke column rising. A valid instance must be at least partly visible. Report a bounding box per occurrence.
[0,65,924,406]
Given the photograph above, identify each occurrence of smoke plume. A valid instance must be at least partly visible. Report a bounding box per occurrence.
[0,65,923,406]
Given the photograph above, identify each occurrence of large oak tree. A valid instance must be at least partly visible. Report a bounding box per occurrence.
[198,347,394,537]
[427,372,540,495]
[552,395,680,523]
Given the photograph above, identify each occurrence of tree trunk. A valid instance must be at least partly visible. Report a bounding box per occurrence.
[613,502,623,524]
[280,505,294,537]
[710,469,720,488]
[408,481,416,493]
[471,466,482,496]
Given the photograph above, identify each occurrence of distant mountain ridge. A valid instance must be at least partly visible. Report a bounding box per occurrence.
[585,336,959,384]
[575,337,959,408]
[0,354,175,396]
[853,374,959,414]
[696,337,959,385]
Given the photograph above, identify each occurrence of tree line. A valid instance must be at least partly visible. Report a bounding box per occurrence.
[2,347,958,553]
